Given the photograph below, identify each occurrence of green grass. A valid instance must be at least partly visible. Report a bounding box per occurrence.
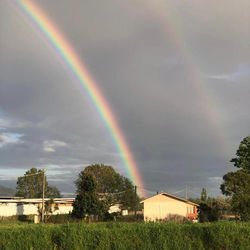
[0,221,249,250]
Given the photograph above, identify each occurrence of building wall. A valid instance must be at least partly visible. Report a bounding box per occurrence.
[0,203,17,217]
[20,204,38,215]
[143,195,195,221]
[0,203,73,217]
[53,204,73,215]
[108,204,121,213]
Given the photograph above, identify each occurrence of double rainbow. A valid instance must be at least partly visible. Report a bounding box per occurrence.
[12,0,145,196]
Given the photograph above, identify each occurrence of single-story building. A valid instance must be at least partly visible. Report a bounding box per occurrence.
[0,197,74,217]
[0,197,127,217]
[140,192,199,221]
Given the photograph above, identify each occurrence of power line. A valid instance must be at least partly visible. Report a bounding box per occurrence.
[171,188,186,194]
[97,188,134,196]
[136,187,156,195]
[188,190,201,197]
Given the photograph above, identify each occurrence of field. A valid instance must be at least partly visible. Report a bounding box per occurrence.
[0,221,249,250]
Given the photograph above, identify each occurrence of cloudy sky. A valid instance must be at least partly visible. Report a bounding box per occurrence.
[0,0,249,197]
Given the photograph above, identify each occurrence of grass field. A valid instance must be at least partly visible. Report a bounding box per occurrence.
[0,221,249,250]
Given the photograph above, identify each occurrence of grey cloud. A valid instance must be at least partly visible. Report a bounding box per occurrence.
[0,0,249,197]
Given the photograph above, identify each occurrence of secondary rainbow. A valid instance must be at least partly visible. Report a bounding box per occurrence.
[134,0,229,155]
[12,0,145,196]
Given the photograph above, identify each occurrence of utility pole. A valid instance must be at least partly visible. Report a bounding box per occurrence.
[134,185,137,216]
[185,186,188,200]
[19,170,47,223]
[41,169,46,223]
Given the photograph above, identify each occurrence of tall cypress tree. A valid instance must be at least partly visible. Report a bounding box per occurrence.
[201,188,207,202]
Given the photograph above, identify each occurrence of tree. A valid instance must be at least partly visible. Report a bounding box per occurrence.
[201,188,207,202]
[37,198,59,222]
[72,172,107,219]
[214,195,232,216]
[15,168,61,198]
[221,136,250,221]
[82,164,138,210]
[231,136,250,172]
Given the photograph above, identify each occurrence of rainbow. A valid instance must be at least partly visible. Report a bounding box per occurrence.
[11,0,145,196]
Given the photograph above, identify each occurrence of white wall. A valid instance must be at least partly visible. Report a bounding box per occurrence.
[108,205,121,213]
[20,204,39,215]
[0,204,17,217]
[53,206,73,215]
[0,203,73,217]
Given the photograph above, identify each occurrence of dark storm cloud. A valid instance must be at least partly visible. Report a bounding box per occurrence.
[0,0,249,196]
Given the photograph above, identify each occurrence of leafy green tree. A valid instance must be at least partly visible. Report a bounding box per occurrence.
[15,168,61,198]
[72,172,107,219]
[215,195,231,211]
[82,164,137,210]
[221,136,250,221]
[46,186,61,198]
[231,136,250,171]
[201,188,207,202]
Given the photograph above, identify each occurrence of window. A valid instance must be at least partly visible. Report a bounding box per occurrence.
[187,206,194,214]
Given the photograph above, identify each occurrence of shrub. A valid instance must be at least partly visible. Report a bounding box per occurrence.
[0,221,249,249]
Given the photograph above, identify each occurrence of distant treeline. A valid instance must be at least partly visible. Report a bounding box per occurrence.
[0,185,15,196]
[0,221,249,249]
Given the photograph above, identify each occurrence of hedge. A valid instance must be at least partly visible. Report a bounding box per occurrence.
[0,221,249,250]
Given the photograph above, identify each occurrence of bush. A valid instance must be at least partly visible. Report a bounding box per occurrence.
[0,221,249,249]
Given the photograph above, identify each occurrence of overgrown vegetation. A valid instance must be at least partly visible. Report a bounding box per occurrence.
[0,221,249,250]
